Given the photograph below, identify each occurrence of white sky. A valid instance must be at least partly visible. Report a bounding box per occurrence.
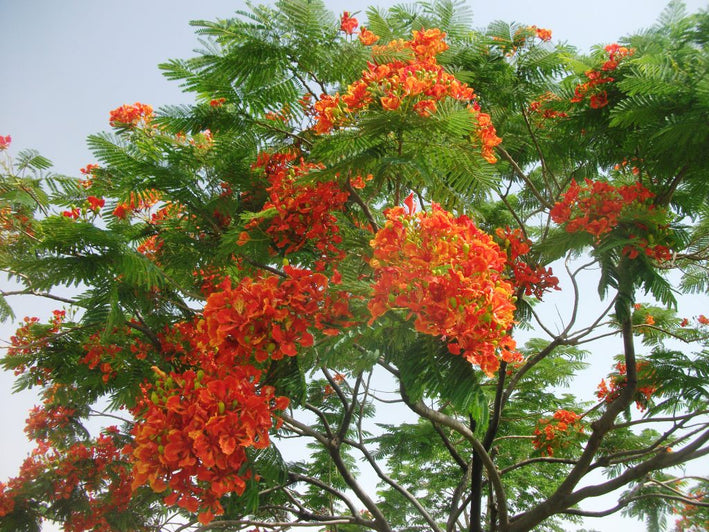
[1,1,708,531]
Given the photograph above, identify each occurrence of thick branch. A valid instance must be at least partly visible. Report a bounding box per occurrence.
[399,388,509,529]
[509,272,640,531]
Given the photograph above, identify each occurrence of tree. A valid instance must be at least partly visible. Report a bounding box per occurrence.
[1,1,708,530]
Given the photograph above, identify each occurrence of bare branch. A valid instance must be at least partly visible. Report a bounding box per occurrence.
[397,382,509,529]
[1,289,76,305]
[496,146,553,209]
[345,436,445,532]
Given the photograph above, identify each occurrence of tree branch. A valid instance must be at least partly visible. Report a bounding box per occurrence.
[398,383,509,530]
[345,436,445,532]
[496,146,553,209]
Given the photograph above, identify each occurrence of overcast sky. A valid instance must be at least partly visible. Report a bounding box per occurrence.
[1,1,708,531]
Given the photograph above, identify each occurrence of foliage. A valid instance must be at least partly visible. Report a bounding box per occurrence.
[1,1,708,531]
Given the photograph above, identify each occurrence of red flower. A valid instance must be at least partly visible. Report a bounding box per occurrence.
[86,196,105,212]
[129,364,289,523]
[589,91,608,109]
[340,11,358,34]
[244,152,349,264]
[109,102,153,128]
[62,207,80,219]
[113,204,128,219]
[0,135,11,150]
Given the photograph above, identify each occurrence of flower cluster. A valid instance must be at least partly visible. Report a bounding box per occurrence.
[0,135,11,150]
[529,25,552,42]
[128,365,288,524]
[601,43,634,71]
[203,265,354,366]
[61,195,105,220]
[368,198,520,375]
[491,25,553,57]
[242,152,351,268]
[0,205,34,247]
[112,189,162,220]
[495,227,560,299]
[24,404,76,442]
[551,179,645,237]
[109,102,154,128]
[313,28,501,163]
[550,178,671,261]
[528,92,569,124]
[597,361,658,411]
[532,409,584,457]
[0,429,133,530]
[79,163,99,188]
[79,332,124,384]
[673,487,709,531]
[571,44,633,109]
[5,311,66,384]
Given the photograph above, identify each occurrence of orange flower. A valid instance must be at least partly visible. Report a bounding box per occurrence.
[109,102,153,128]
[358,27,380,46]
[0,135,12,150]
[368,201,519,375]
[532,410,584,456]
[312,28,500,164]
[529,26,552,41]
[203,266,354,365]
[380,94,401,111]
[408,28,449,60]
[413,99,437,116]
[129,363,289,524]
[597,361,658,411]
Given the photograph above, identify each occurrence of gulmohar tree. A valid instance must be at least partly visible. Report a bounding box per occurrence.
[1,1,709,530]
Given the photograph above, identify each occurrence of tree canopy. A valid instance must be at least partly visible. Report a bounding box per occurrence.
[1,1,708,531]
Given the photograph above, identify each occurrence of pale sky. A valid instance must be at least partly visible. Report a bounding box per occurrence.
[1,1,707,531]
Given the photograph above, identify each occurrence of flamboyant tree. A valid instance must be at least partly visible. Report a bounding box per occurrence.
[1,1,708,531]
